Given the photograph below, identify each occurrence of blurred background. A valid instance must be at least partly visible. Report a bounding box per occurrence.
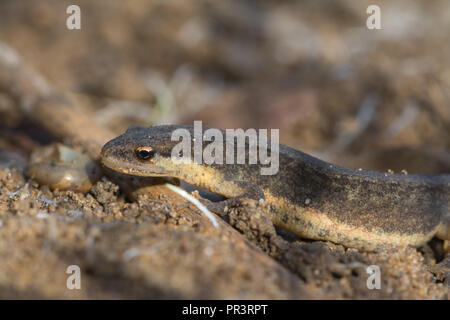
[1,0,449,173]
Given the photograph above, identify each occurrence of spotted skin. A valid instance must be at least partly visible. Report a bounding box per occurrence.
[101,125,450,251]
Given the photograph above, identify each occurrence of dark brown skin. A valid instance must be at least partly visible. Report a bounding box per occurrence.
[101,125,450,251]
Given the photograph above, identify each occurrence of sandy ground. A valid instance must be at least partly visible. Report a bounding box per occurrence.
[0,160,448,299]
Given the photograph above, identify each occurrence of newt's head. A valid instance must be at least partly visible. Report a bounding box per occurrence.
[101,125,189,177]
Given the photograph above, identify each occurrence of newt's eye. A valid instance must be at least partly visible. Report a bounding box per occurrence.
[135,146,155,160]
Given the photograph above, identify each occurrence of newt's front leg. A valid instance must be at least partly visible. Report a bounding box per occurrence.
[199,180,266,216]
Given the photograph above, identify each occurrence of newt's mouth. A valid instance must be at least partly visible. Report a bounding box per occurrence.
[101,155,169,177]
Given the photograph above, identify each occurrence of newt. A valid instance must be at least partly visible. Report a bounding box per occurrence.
[100,125,450,251]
